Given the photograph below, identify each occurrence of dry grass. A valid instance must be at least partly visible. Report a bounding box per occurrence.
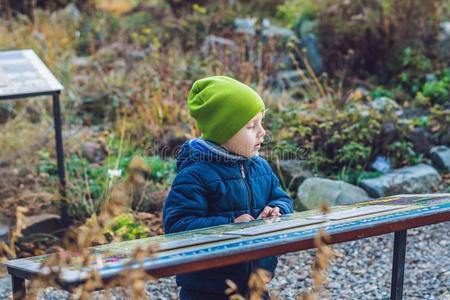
[0,206,29,282]
[0,8,78,75]
[296,202,335,300]
[0,105,53,165]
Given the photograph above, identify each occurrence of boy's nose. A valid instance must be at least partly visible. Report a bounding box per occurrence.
[259,127,266,138]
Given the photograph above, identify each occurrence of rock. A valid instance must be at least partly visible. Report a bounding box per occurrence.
[328,282,341,289]
[295,19,324,75]
[296,178,371,210]
[82,141,107,163]
[200,35,237,64]
[234,18,257,35]
[430,145,450,172]
[274,70,312,90]
[64,3,81,23]
[408,127,433,154]
[401,107,430,119]
[270,160,313,191]
[262,19,294,39]
[370,156,391,173]
[370,97,401,113]
[22,214,62,237]
[439,21,450,58]
[360,163,441,198]
[129,50,147,61]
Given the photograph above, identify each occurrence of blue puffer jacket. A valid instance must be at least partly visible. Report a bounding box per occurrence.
[163,139,294,295]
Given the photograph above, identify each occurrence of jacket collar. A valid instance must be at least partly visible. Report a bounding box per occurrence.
[177,138,254,171]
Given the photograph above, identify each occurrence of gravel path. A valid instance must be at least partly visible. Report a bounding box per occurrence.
[1,222,449,299]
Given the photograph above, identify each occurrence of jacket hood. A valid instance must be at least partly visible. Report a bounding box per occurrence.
[176,138,247,171]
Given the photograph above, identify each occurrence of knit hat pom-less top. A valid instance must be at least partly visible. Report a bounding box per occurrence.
[188,76,265,145]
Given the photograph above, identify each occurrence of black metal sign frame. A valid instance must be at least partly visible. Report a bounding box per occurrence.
[0,49,68,227]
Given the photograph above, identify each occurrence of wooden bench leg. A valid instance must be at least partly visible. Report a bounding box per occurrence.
[12,275,26,300]
[390,230,407,300]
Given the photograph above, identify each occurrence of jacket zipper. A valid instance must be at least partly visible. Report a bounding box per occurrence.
[240,163,253,214]
[240,162,254,283]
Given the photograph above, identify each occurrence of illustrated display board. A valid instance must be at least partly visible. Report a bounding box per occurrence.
[306,205,406,221]
[224,218,326,236]
[0,49,63,97]
[5,194,450,285]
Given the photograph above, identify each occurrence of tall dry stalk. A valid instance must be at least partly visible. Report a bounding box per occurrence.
[226,268,272,300]
[26,186,159,300]
[297,202,335,300]
[0,206,29,275]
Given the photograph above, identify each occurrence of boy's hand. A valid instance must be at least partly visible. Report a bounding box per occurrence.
[234,214,255,223]
[257,206,281,219]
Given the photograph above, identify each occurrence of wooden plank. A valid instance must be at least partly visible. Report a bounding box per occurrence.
[158,234,239,251]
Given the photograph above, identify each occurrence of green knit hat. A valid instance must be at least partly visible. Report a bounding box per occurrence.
[188,76,265,145]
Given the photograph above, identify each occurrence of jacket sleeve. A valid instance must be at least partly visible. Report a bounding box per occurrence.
[163,169,233,234]
[267,172,294,214]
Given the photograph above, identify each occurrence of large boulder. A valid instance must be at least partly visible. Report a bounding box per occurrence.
[22,214,62,236]
[296,178,370,211]
[360,163,441,198]
[430,146,450,172]
[271,160,314,191]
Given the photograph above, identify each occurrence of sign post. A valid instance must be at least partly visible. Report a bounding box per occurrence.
[0,49,68,227]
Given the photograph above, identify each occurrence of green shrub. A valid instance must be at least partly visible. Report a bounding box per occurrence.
[75,12,121,55]
[387,141,423,166]
[335,166,382,185]
[421,69,450,105]
[276,0,319,27]
[106,213,150,241]
[369,87,395,100]
[397,47,434,96]
[265,94,418,174]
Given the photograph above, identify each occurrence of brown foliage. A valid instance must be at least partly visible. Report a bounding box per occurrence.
[317,0,446,77]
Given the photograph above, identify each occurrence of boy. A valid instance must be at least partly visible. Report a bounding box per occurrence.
[163,76,294,300]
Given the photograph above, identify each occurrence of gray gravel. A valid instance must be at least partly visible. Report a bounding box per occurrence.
[1,222,449,299]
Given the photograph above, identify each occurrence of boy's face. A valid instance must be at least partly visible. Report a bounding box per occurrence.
[222,112,266,158]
